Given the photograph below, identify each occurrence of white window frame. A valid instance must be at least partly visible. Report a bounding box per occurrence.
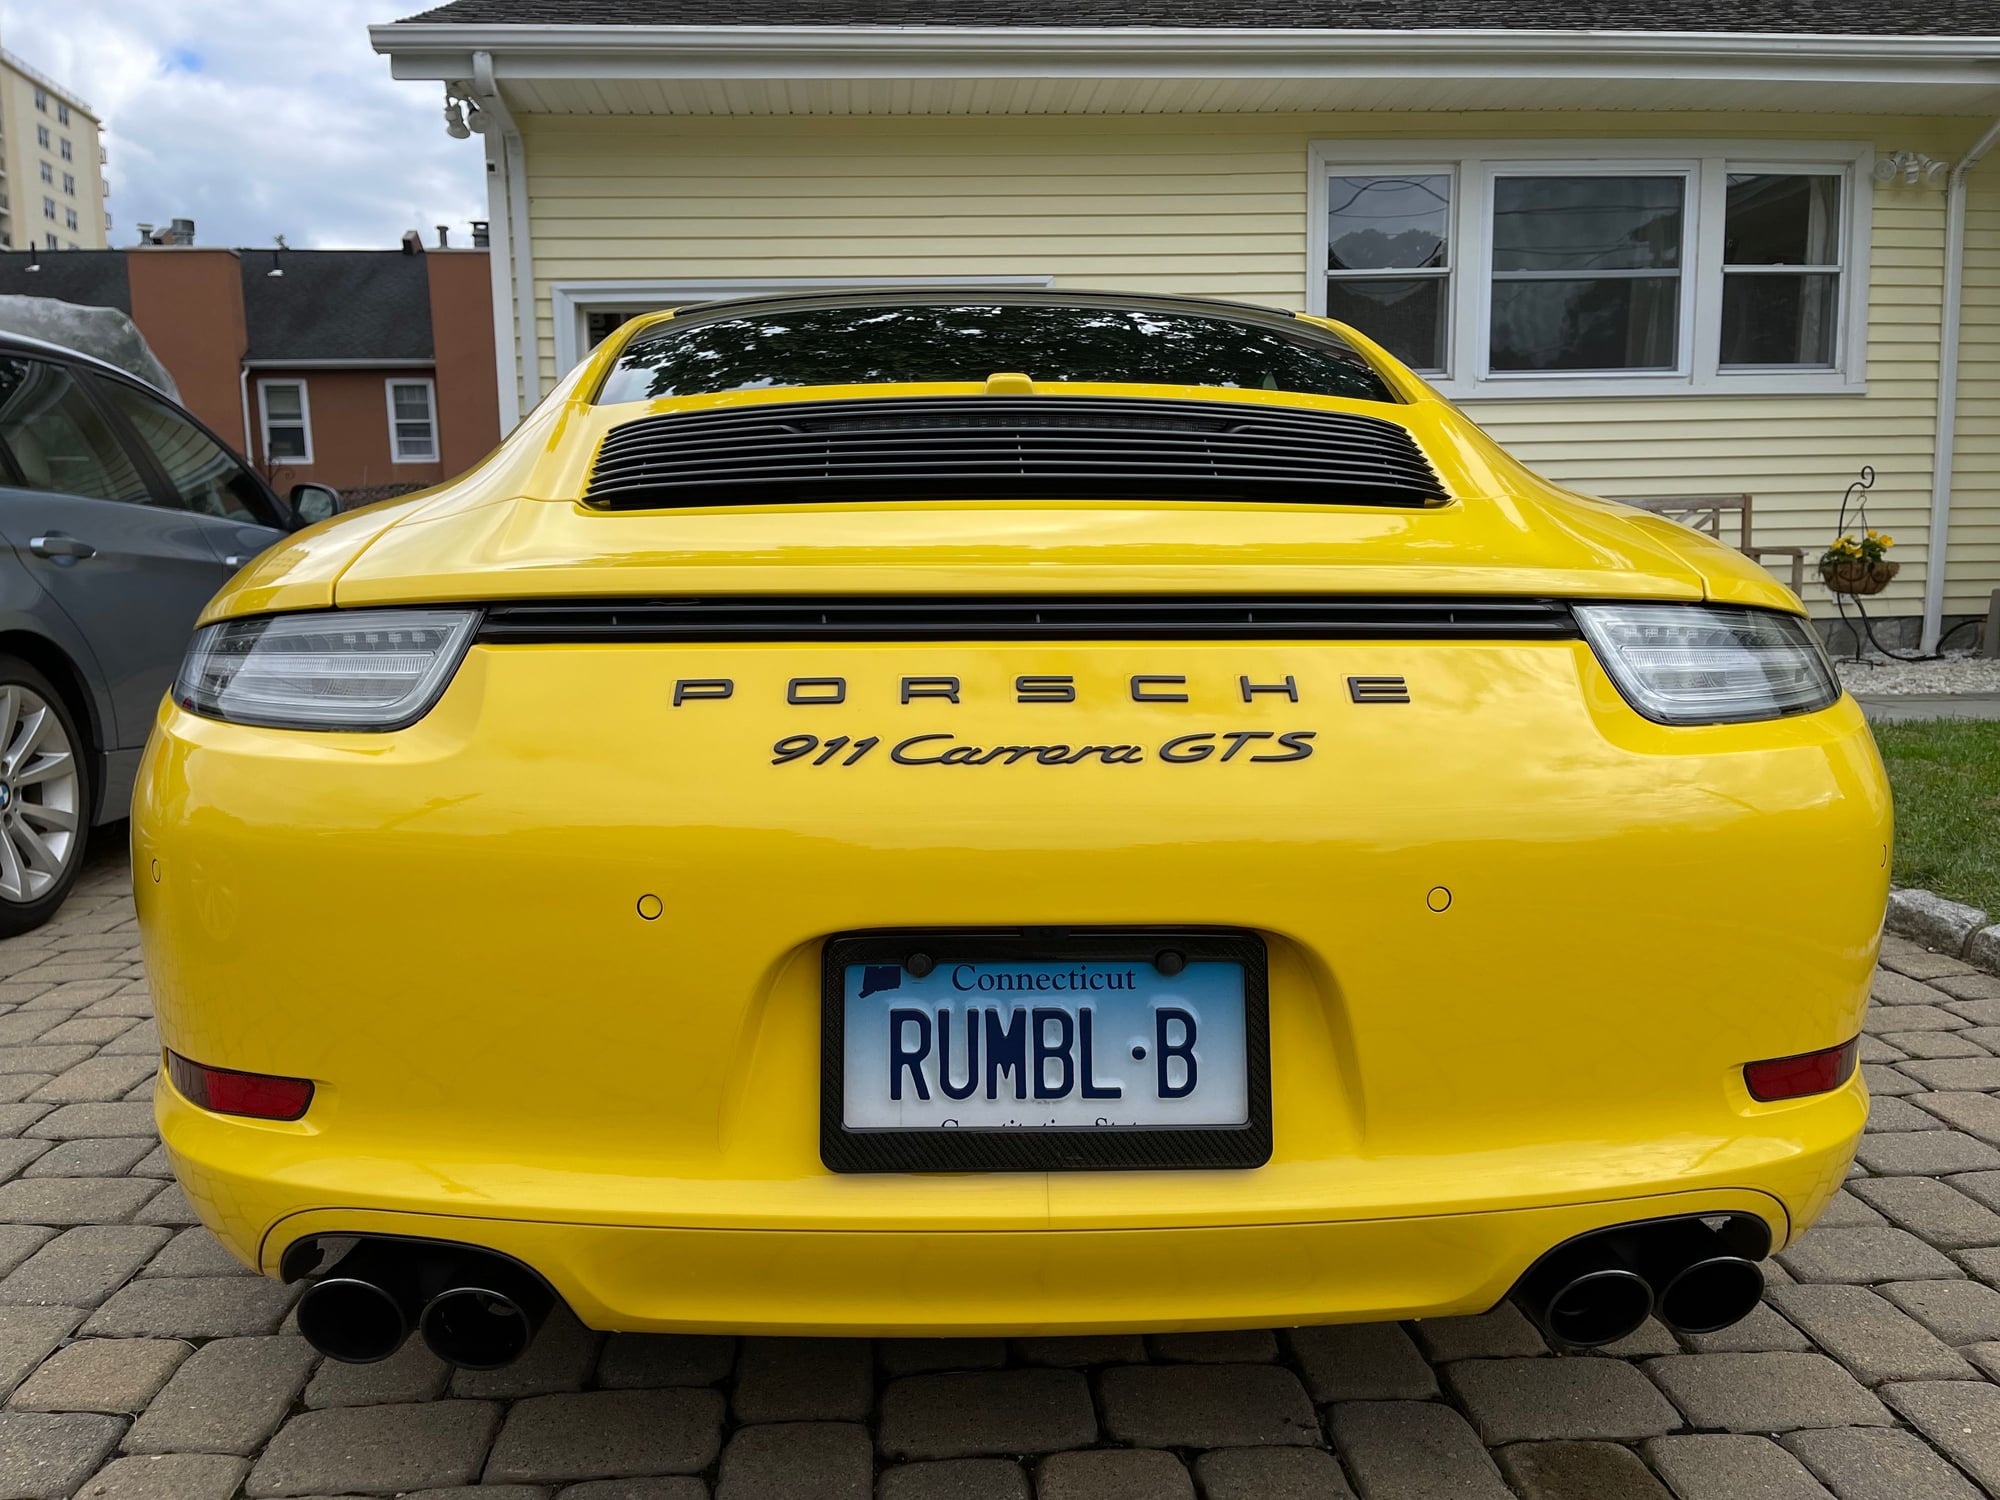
[256,378,314,466]
[385,378,439,464]
[1321,163,1457,376]
[547,275,1058,377]
[1307,139,1872,400]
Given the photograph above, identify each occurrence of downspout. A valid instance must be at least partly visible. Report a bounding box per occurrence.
[472,50,542,420]
[1921,112,2000,655]
[239,365,255,467]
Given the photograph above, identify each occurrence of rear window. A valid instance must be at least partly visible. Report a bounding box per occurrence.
[596,303,1398,406]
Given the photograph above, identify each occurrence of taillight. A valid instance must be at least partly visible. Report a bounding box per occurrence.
[1743,1039,1859,1102]
[167,1051,314,1120]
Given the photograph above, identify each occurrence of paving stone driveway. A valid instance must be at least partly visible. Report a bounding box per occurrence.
[4,846,2000,1499]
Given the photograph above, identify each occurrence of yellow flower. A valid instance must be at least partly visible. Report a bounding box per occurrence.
[1880,534,1895,548]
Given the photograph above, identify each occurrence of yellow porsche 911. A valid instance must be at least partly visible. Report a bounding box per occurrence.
[135,290,1886,1370]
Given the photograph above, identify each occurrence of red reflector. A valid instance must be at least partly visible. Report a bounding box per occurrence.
[167,1051,314,1120]
[1743,1038,1860,1103]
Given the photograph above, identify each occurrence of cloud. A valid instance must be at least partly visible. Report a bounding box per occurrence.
[0,0,487,249]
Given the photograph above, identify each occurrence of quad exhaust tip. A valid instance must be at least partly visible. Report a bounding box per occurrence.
[295,1215,1768,1368]
[1512,1214,1768,1349]
[290,1237,556,1368]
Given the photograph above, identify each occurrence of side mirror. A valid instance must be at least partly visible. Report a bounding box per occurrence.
[289,483,341,527]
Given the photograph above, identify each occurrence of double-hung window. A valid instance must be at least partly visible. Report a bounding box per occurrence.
[257,379,312,464]
[1310,140,1869,398]
[386,379,438,463]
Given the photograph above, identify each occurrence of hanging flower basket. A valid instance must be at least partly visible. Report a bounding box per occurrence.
[1820,558,1900,596]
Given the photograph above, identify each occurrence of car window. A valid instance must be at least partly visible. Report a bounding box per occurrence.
[0,357,150,504]
[598,303,1399,405]
[97,381,276,524]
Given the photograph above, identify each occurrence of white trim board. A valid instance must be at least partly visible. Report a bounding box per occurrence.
[549,275,1057,375]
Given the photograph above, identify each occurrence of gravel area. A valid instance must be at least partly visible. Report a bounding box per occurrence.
[1836,651,2000,696]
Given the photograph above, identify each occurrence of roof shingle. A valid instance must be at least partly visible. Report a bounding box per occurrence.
[395,0,2000,36]
[241,251,433,363]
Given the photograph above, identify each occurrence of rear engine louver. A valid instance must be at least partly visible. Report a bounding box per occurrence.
[583,396,1448,511]
[476,596,1576,644]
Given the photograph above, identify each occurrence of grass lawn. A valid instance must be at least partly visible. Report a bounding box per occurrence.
[1874,718,2000,916]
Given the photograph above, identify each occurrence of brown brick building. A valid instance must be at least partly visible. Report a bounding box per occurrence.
[0,241,499,498]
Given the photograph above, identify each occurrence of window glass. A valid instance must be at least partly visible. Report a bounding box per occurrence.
[587,309,653,350]
[600,302,1397,404]
[56,102,69,125]
[389,382,437,461]
[1489,175,1684,373]
[39,163,51,184]
[1720,173,1841,368]
[59,139,72,162]
[64,210,77,232]
[1324,173,1451,373]
[99,382,272,523]
[35,125,49,148]
[1492,176,1683,271]
[0,359,149,503]
[261,383,309,461]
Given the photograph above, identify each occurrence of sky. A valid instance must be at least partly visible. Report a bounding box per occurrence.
[1,0,488,250]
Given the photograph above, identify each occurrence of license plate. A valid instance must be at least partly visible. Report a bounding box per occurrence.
[821,930,1271,1172]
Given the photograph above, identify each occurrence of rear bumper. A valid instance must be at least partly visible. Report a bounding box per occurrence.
[138,635,1886,1332]
[161,1068,1860,1335]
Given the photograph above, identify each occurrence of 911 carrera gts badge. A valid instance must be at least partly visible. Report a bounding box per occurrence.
[668,671,1408,768]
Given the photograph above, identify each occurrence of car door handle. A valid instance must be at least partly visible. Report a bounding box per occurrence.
[223,555,249,568]
[28,534,96,560]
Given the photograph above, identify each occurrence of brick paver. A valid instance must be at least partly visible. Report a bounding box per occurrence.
[13,849,2000,1495]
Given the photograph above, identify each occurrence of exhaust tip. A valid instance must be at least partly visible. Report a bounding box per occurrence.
[420,1286,541,1370]
[1658,1255,1765,1335]
[298,1277,410,1364]
[1538,1267,1654,1349]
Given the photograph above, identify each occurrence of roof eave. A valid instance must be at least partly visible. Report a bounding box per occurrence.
[369,22,2000,84]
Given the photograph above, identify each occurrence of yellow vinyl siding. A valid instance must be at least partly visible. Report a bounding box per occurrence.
[518,110,2000,618]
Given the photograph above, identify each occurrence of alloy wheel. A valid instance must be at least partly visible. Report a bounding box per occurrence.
[0,685,80,904]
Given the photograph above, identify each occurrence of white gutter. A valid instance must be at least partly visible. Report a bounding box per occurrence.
[1922,111,2000,655]
[371,23,2000,80]
[472,49,541,423]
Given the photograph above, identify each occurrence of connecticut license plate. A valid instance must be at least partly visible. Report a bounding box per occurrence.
[820,930,1271,1173]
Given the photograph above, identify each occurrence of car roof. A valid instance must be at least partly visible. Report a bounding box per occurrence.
[630,287,1308,337]
[0,327,170,398]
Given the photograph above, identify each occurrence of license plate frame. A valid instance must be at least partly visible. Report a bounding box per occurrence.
[820,928,1272,1173]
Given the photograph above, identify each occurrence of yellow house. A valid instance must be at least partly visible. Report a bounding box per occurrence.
[372,4,2000,650]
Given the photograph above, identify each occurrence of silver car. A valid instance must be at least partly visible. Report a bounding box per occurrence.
[0,332,334,934]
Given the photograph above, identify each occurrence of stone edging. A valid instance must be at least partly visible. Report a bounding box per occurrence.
[1886,887,2000,974]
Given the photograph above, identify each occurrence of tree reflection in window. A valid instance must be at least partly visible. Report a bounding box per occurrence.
[597,303,1397,405]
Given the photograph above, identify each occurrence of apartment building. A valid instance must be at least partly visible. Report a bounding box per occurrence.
[0,41,108,252]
